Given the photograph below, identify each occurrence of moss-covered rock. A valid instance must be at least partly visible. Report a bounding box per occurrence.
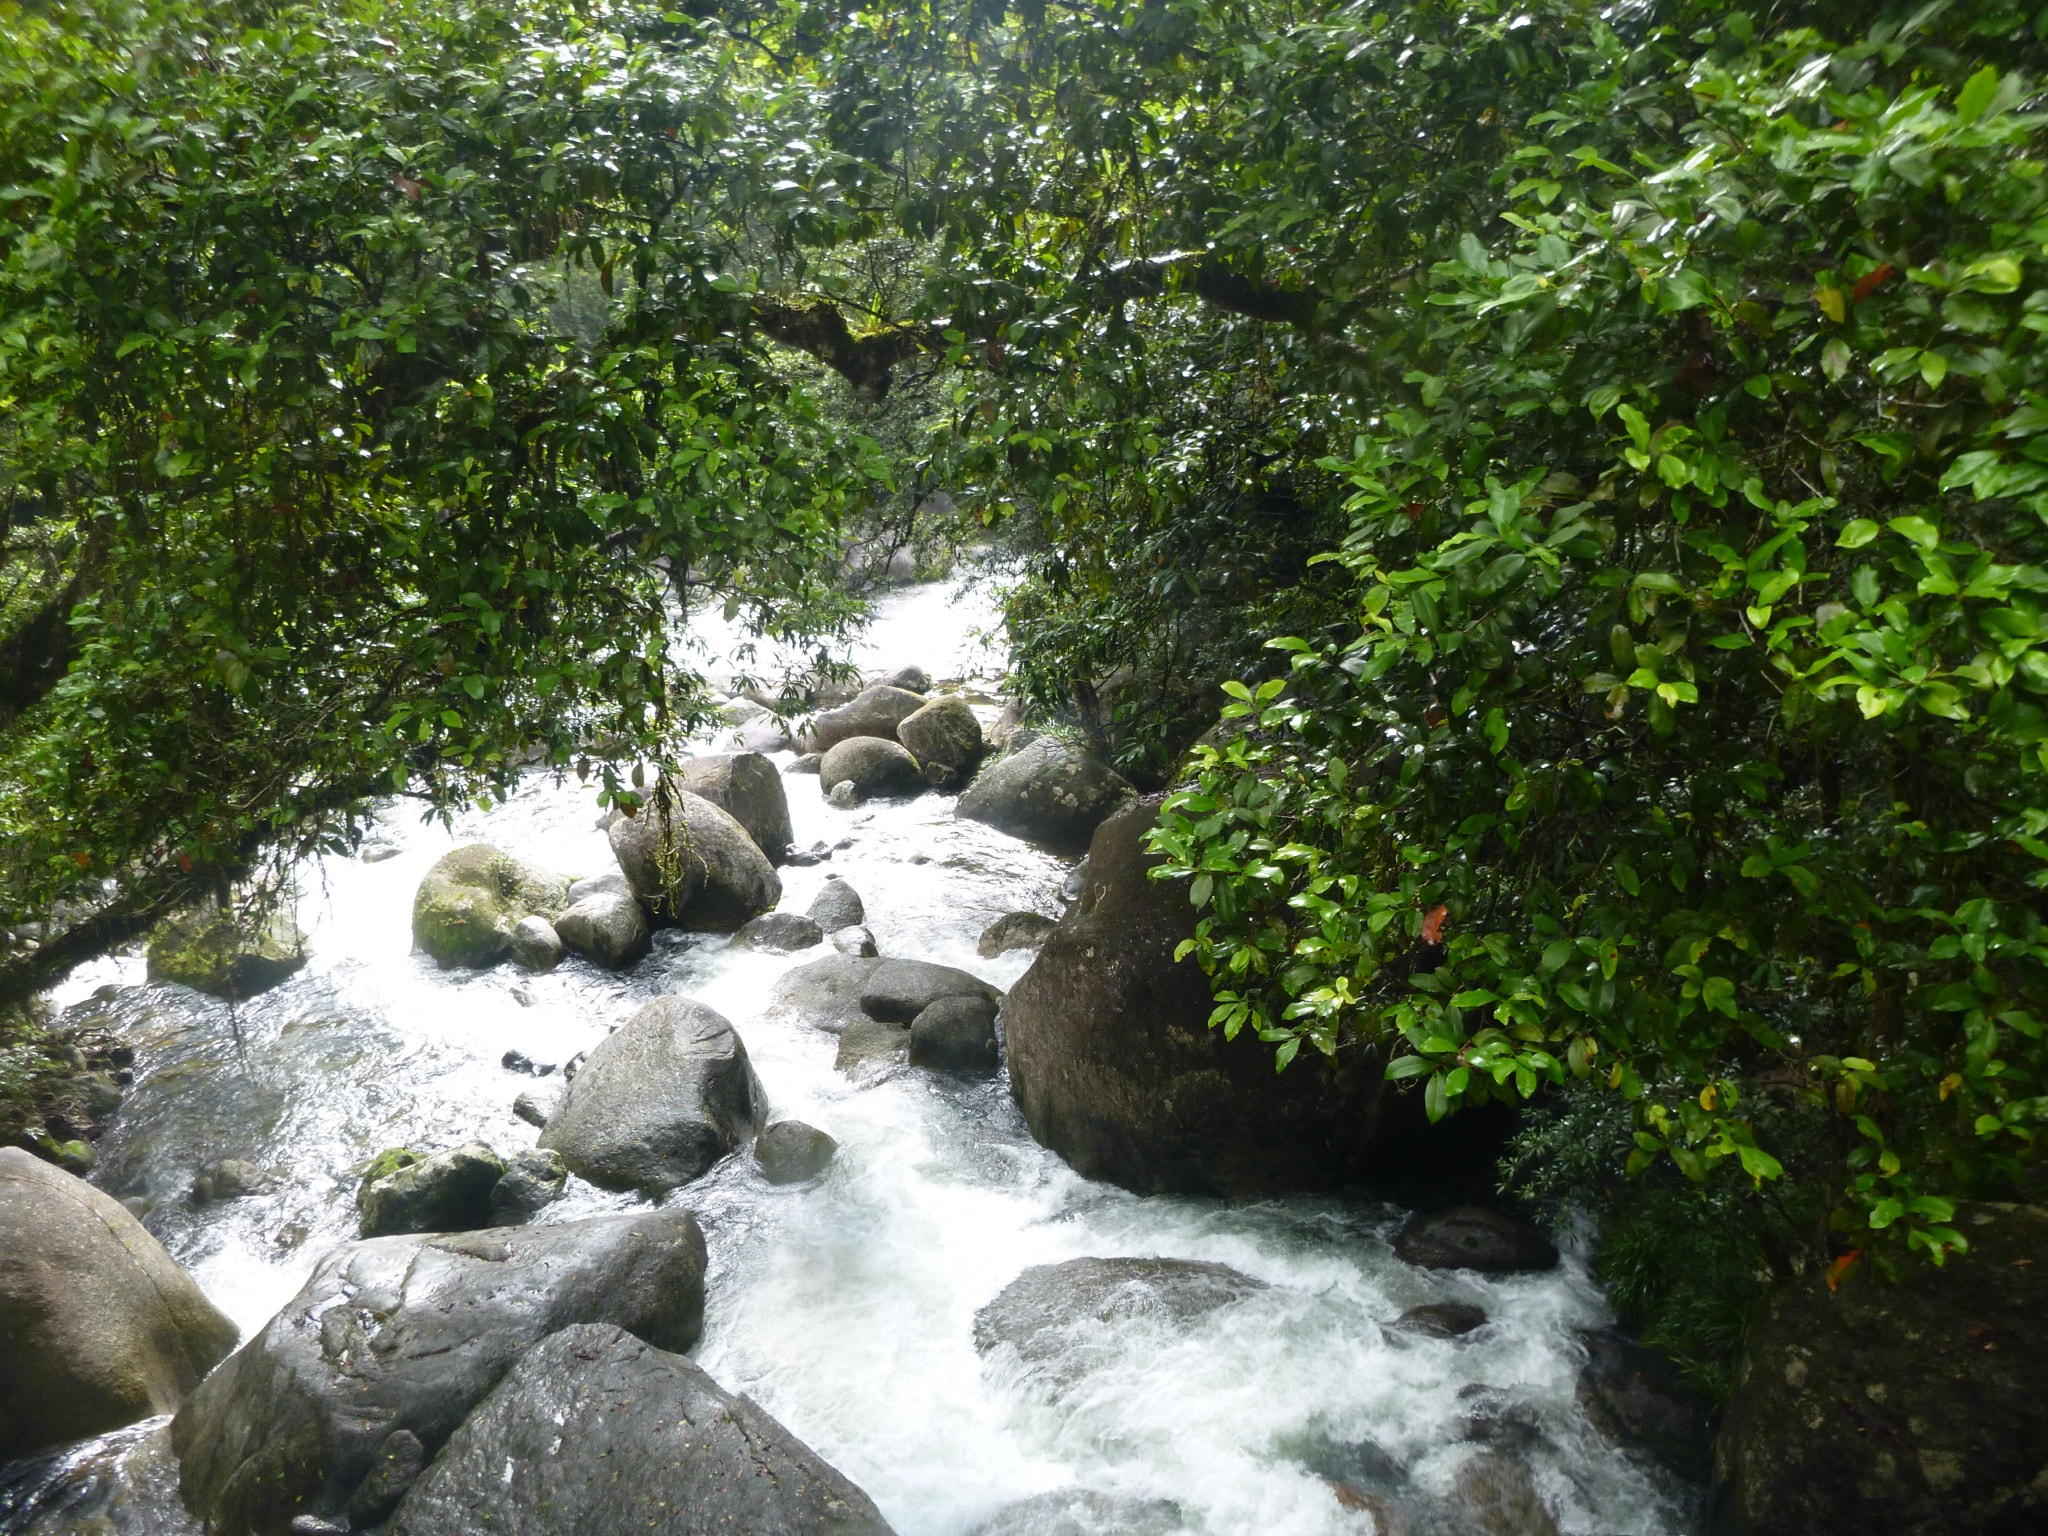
[147,902,307,999]
[411,844,571,968]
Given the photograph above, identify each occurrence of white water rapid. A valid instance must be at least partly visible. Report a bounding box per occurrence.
[9,578,1695,1536]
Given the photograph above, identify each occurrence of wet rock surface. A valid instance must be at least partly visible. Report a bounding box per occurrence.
[807,875,866,931]
[896,694,983,777]
[486,1149,567,1226]
[734,910,825,952]
[769,953,884,1034]
[909,994,1001,1076]
[966,1490,1187,1536]
[1390,1301,1489,1339]
[0,1148,239,1459]
[357,1141,506,1238]
[170,1210,708,1536]
[607,791,780,931]
[755,1120,837,1184]
[807,684,928,753]
[676,751,794,866]
[977,910,1055,957]
[191,1157,276,1203]
[385,1323,897,1536]
[1711,1201,2048,1536]
[552,890,650,970]
[956,736,1135,850]
[1576,1328,1712,1481]
[860,957,1000,1024]
[538,996,761,1195]
[1394,1207,1558,1274]
[835,1018,911,1078]
[146,902,307,1000]
[503,915,564,971]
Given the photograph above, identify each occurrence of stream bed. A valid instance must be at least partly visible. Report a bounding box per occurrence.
[8,580,1693,1536]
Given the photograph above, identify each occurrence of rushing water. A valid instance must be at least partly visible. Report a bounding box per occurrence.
[10,578,1694,1536]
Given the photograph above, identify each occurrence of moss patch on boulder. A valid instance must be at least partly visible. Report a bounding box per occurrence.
[412,844,571,968]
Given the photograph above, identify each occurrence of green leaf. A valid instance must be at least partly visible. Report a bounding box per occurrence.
[1837,519,1881,548]
[1956,65,1999,125]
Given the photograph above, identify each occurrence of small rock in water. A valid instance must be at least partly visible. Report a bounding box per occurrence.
[191,1158,276,1204]
[505,915,566,971]
[1389,1301,1488,1339]
[782,842,832,866]
[361,845,401,864]
[755,1121,837,1184]
[357,1142,506,1238]
[511,985,536,1008]
[833,835,857,850]
[877,664,931,692]
[733,912,825,952]
[1446,1451,1559,1536]
[567,871,634,905]
[489,1148,568,1226]
[826,779,862,809]
[909,995,1001,1076]
[830,925,878,957]
[1394,1207,1558,1273]
[785,753,823,774]
[512,1085,562,1128]
[978,910,1056,958]
[502,1049,550,1075]
[555,892,651,970]
[1456,1384,1544,1451]
[807,876,865,931]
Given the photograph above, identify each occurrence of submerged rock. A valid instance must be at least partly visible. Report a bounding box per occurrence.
[1576,1328,1712,1481]
[807,684,927,753]
[967,1490,1186,1536]
[411,844,571,969]
[0,1148,240,1459]
[1448,1452,1559,1536]
[860,957,1000,1024]
[977,910,1055,958]
[835,1018,910,1079]
[677,751,795,866]
[147,901,307,999]
[909,995,1001,1076]
[956,737,1134,851]
[191,1158,276,1204]
[734,911,825,952]
[820,735,925,799]
[1389,1302,1489,1339]
[538,997,761,1195]
[607,791,780,932]
[1711,1201,2048,1535]
[553,890,651,970]
[807,875,866,931]
[385,1324,897,1536]
[1393,1207,1557,1274]
[973,1256,1266,1390]
[755,1120,838,1184]
[769,954,883,1034]
[171,1210,708,1535]
[357,1141,506,1238]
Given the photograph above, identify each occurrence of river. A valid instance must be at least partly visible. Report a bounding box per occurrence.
[8,577,1693,1536]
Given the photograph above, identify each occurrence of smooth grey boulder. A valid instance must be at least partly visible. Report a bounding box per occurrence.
[820,735,925,799]
[787,752,823,774]
[974,1257,1265,1390]
[510,1087,558,1129]
[768,954,883,1034]
[734,911,825,952]
[488,1149,568,1227]
[1576,1328,1711,1481]
[504,915,564,971]
[607,791,780,932]
[909,995,1001,1076]
[1394,1207,1557,1273]
[1389,1301,1488,1339]
[807,684,927,753]
[411,844,570,968]
[171,1210,708,1536]
[385,1324,896,1536]
[875,664,930,693]
[978,910,1055,957]
[538,997,761,1195]
[0,1148,239,1459]
[1711,1201,2048,1535]
[896,694,983,777]
[807,875,865,931]
[554,891,651,970]
[831,925,879,956]
[956,737,1135,851]
[191,1158,276,1203]
[677,751,794,866]
[566,871,633,905]
[827,779,863,809]
[357,1142,506,1238]
[755,1120,837,1184]
[860,957,1000,1024]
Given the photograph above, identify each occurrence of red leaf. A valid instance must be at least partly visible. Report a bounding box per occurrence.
[176,852,194,872]
[1826,1249,1862,1292]
[1851,263,1894,304]
[72,852,91,869]
[1421,903,1448,945]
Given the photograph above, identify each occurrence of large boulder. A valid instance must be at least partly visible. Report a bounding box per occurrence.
[677,751,794,864]
[170,1210,708,1536]
[974,1257,1266,1391]
[538,997,761,1195]
[411,844,570,968]
[0,1148,239,1459]
[820,735,925,799]
[860,957,1000,1023]
[806,684,927,753]
[1709,1201,2048,1535]
[385,1324,897,1536]
[147,901,306,999]
[768,954,883,1034]
[1394,1207,1557,1274]
[896,694,983,777]
[956,737,1135,850]
[356,1142,506,1239]
[1003,795,1499,1198]
[607,791,780,932]
[553,890,651,969]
